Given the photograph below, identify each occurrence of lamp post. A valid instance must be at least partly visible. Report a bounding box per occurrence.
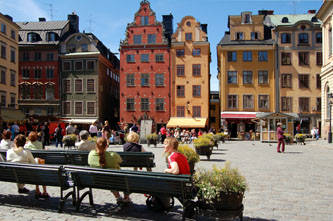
[328,93,333,143]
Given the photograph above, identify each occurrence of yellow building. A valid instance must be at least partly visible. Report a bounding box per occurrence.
[210,91,220,131]
[0,13,22,122]
[168,16,210,129]
[317,1,333,142]
[217,11,276,139]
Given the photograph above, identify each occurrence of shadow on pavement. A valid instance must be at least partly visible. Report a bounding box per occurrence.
[200,159,225,162]
[242,217,278,221]
[283,152,303,154]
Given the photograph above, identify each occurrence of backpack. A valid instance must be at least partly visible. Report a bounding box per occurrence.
[146,195,174,212]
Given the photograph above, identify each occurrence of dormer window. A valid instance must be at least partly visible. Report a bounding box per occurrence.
[245,14,250,23]
[47,32,58,41]
[282,17,289,23]
[251,32,258,40]
[241,12,252,24]
[236,32,243,40]
[141,16,149,25]
[311,17,318,22]
[27,32,41,42]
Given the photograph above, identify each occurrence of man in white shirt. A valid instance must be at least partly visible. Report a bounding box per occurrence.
[75,130,95,151]
[66,122,75,135]
[89,122,98,137]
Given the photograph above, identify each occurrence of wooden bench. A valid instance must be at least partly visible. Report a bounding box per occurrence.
[64,165,195,220]
[0,149,155,169]
[0,162,75,212]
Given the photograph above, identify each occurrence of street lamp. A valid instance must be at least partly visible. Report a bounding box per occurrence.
[328,93,333,143]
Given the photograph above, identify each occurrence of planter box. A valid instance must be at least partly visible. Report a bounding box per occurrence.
[198,192,243,211]
[195,146,213,160]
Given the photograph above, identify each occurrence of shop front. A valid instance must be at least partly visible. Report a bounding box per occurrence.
[221,112,258,139]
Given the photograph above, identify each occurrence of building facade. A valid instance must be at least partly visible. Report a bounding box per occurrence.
[168,16,210,129]
[17,14,79,119]
[317,1,333,140]
[119,0,172,131]
[217,11,276,138]
[209,91,220,131]
[0,13,21,121]
[265,11,322,134]
[60,32,120,127]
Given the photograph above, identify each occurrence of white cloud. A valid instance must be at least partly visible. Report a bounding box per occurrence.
[0,0,49,21]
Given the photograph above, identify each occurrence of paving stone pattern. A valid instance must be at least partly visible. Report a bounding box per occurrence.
[0,140,332,220]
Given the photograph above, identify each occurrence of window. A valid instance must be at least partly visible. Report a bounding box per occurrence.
[176,106,185,117]
[258,51,268,61]
[227,51,237,62]
[148,34,156,44]
[126,54,135,63]
[316,52,322,66]
[192,48,201,56]
[133,35,142,44]
[126,98,135,111]
[185,33,192,41]
[177,85,185,97]
[79,44,87,52]
[155,54,164,62]
[155,73,164,86]
[316,74,321,89]
[330,28,332,57]
[193,106,201,117]
[298,33,309,44]
[281,74,292,88]
[0,67,6,84]
[20,86,30,99]
[282,17,289,23]
[22,69,29,79]
[141,98,149,111]
[75,102,83,115]
[227,71,237,84]
[236,32,243,40]
[141,16,149,25]
[192,85,201,97]
[126,74,135,86]
[176,49,184,57]
[281,97,292,111]
[23,52,29,61]
[87,60,95,70]
[316,32,322,43]
[192,64,201,76]
[281,33,291,43]
[316,97,321,112]
[34,69,41,79]
[299,74,309,88]
[46,53,54,61]
[244,14,251,24]
[0,92,6,107]
[177,65,184,77]
[10,71,15,86]
[45,86,54,100]
[243,95,254,109]
[64,102,71,115]
[299,52,309,65]
[299,97,309,112]
[258,95,269,110]
[46,68,54,79]
[156,98,165,111]
[87,102,96,115]
[75,79,83,92]
[258,71,268,85]
[33,85,42,99]
[1,43,6,59]
[243,51,252,61]
[243,71,253,84]
[47,32,57,41]
[141,54,149,62]
[141,73,149,86]
[87,79,95,92]
[63,61,71,71]
[228,95,237,109]
[251,32,258,40]
[10,48,15,63]
[75,61,83,70]
[34,52,41,61]
[210,117,216,123]
[1,24,6,34]
[281,52,291,65]
[10,93,16,107]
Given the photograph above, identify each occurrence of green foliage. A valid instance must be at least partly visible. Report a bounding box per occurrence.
[194,162,248,204]
[178,144,200,164]
[215,133,227,141]
[62,134,77,143]
[193,137,214,148]
[146,133,158,141]
[87,136,97,143]
[295,134,306,139]
[284,133,293,143]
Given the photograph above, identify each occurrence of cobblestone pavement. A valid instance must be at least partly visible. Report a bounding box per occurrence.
[0,139,332,220]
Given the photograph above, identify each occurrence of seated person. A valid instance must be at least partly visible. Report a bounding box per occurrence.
[88,137,131,204]
[24,131,43,150]
[76,130,95,151]
[0,130,14,149]
[123,132,146,171]
[164,137,190,175]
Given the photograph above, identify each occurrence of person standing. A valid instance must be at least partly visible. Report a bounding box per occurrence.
[160,126,167,144]
[54,124,63,148]
[42,122,50,148]
[66,122,75,135]
[89,122,98,137]
[276,122,285,153]
[102,120,111,141]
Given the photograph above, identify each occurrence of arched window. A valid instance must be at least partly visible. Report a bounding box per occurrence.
[47,32,59,41]
[311,17,318,22]
[27,32,41,42]
[19,84,31,99]
[45,85,54,100]
[282,17,289,23]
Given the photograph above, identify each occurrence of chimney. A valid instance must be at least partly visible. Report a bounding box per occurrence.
[308,10,316,14]
[68,12,79,33]
[258,10,274,16]
[4,15,13,22]
[39,17,46,22]
[201,24,208,34]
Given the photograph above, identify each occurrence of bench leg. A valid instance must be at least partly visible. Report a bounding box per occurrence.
[88,188,96,214]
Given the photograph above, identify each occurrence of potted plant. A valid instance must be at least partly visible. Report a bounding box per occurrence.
[178,144,200,175]
[295,134,306,145]
[146,133,158,147]
[194,162,248,211]
[62,134,77,148]
[284,133,293,144]
[215,133,226,143]
[193,137,214,160]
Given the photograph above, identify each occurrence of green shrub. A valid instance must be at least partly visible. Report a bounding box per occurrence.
[178,144,200,164]
[193,137,214,148]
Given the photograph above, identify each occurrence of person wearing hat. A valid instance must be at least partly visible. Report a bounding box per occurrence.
[276,122,285,153]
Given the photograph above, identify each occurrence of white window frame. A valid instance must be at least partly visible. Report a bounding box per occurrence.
[74,78,83,93]
[74,60,83,71]
[63,101,71,115]
[86,78,96,93]
[63,79,71,93]
[74,101,83,116]
[86,101,96,115]
[63,61,72,71]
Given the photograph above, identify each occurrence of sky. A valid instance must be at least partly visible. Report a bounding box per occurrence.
[0,0,323,91]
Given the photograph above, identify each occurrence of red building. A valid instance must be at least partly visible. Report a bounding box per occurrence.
[119,0,173,131]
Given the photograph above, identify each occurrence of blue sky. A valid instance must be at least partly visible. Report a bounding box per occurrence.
[0,0,323,90]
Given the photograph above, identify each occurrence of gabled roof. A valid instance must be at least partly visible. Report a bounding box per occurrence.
[16,20,68,31]
[265,14,321,27]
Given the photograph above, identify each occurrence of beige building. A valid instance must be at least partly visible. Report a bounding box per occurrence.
[317,1,333,141]
[168,16,210,129]
[0,13,21,122]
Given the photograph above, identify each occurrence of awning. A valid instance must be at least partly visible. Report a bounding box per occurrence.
[0,109,25,121]
[221,112,257,119]
[61,118,98,124]
[166,117,207,128]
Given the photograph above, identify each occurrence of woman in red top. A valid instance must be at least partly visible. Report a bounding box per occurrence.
[164,137,190,175]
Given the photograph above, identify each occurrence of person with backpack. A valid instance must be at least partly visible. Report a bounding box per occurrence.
[54,124,63,148]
